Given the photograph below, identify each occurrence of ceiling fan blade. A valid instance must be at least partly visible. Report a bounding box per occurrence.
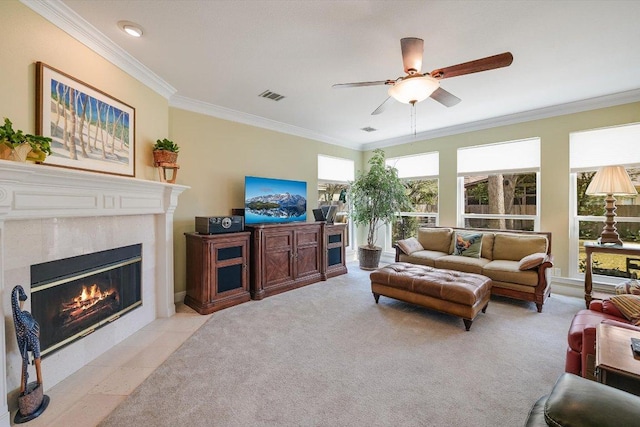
[430,52,514,80]
[371,96,394,115]
[332,80,394,88]
[400,37,424,74]
[429,87,461,107]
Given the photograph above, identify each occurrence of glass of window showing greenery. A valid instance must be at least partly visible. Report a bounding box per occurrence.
[577,168,640,278]
[464,172,537,230]
[392,178,438,243]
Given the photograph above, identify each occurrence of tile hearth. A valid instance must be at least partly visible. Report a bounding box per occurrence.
[21,304,209,427]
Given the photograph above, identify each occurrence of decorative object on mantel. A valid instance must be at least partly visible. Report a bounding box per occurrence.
[349,148,412,270]
[0,118,52,163]
[586,165,638,246]
[11,285,49,424]
[36,62,135,177]
[153,138,180,184]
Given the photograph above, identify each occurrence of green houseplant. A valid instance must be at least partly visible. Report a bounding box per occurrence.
[349,148,412,270]
[152,138,180,164]
[0,118,52,162]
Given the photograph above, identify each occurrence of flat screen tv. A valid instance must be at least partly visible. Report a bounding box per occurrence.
[244,176,307,224]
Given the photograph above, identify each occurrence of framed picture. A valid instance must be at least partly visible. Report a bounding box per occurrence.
[36,62,135,177]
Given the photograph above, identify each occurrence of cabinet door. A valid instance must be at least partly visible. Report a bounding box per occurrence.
[295,227,321,278]
[263,230,295,288]
[212,239,248,299]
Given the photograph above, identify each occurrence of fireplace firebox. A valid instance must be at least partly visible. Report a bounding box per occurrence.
[30,244,142,357]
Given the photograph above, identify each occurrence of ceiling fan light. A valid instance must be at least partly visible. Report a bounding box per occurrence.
[388,76,439,104]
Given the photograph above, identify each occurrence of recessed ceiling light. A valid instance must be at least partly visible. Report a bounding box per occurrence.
[118,21,143,38]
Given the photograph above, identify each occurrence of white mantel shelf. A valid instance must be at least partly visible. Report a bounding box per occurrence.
[0,159,188,427]
[0,159,188,220]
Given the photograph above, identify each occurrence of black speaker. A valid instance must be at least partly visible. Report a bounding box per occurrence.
[195,216,244,234]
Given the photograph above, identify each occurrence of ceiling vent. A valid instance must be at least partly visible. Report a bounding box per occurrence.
[361,127,377,132]
[259,90,285,101]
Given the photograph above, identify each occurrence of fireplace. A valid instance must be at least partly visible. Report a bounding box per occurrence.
[30,244,143,357]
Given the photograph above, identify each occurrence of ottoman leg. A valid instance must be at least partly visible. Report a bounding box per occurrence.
[373,293,380,303]
[482,302,489,313]
[463,319,473,331]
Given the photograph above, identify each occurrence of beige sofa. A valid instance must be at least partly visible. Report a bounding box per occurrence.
[395,227,553,312]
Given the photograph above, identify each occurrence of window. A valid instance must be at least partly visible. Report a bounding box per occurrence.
[569,123,640,281]
[317,155,355,247]
[457,138,540,231]
[385,152,439,249]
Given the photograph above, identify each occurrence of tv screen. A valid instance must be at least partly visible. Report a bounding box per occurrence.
[244,176,307,224]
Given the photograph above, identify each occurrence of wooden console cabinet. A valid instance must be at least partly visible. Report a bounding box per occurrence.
[324,223,348,278]
[184,232,251,314]
[246,222,327,299]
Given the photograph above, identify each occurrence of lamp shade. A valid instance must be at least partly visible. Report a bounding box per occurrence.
[388,75,439,104]
[585,165,638,196]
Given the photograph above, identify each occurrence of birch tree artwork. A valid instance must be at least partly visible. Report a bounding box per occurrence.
[36,62,135,177]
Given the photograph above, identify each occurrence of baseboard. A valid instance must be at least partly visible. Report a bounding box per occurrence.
[174,291,186,304]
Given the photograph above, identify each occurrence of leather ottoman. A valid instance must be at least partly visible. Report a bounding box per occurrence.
[369,262,492,330]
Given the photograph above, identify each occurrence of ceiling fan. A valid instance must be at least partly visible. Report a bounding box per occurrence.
[332,37,513,115]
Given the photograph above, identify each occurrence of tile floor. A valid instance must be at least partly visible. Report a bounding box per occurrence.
[15,304,211,427]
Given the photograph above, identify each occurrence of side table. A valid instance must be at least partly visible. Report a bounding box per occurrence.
[584,242,640,308]
[596,322,640,396]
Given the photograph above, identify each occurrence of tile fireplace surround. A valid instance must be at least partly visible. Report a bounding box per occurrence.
[0,160,187,426]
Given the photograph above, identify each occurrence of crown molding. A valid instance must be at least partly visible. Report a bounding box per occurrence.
[363,88,640,151]
[169,95,353,149]
[21,0,640,151]
[21,0,176,99]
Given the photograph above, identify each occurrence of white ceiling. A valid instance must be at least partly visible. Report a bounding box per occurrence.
[39,0,640,150]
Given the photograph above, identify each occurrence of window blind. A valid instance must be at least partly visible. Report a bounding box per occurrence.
[318,155,354,182]
[386,152,439,179]
[457,138,540,176]
[570,122,640,172]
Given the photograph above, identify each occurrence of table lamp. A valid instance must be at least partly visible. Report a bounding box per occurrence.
[585,165,637,245]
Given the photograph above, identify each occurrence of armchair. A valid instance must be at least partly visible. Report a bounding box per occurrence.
[565,299,636,379]
[525,373,640,427]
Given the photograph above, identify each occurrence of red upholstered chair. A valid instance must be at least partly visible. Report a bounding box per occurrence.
[565,299,638,379]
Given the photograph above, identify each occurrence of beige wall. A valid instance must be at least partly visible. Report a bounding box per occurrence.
[377,102,640,277]
[0,1,168,181]
[4,1,640,295]
[169,108,361,293]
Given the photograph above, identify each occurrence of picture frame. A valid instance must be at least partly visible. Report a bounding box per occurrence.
[36,62,135,177]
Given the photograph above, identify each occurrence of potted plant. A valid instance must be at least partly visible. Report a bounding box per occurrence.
[0,118,52,162]
[349,148,412,270]
[152,138,180,165]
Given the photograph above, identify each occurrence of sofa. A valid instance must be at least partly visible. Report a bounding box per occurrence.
[525,372,640,427]
[395,227,553,312]
[566,298,636,379]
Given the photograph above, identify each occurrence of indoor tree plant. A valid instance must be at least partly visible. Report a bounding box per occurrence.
[349,148,412,270]
[152,138,180,164]
[0,118,52,162]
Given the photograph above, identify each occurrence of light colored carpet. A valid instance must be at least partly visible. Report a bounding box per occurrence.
[99,263,583,427]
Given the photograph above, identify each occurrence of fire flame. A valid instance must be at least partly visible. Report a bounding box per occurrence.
[73,284,115,310]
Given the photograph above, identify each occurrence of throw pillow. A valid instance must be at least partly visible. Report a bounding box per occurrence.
[452,232,482,258]
[615,279,640,295]
[518,252,547,271]
[396,237,424,255]
[610,294,640,326]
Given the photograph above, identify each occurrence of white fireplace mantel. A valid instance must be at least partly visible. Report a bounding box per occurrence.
[0,159,188,427]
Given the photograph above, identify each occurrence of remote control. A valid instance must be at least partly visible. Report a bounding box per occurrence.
[631,338,640,356]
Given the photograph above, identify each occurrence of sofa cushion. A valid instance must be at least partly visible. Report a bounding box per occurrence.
[417,227,453,253]
[610,294,640,325]
[434,255,489,275]
[452,231,482,258]
[396,237,424,255]
[480,233,494,261]
[492,233,548,262]
[397,250,447,267]
[518,252,547,270]
[616,279,640,295]
[483,260,539,287]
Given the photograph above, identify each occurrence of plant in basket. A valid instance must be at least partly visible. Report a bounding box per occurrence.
[152,138,179,165]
